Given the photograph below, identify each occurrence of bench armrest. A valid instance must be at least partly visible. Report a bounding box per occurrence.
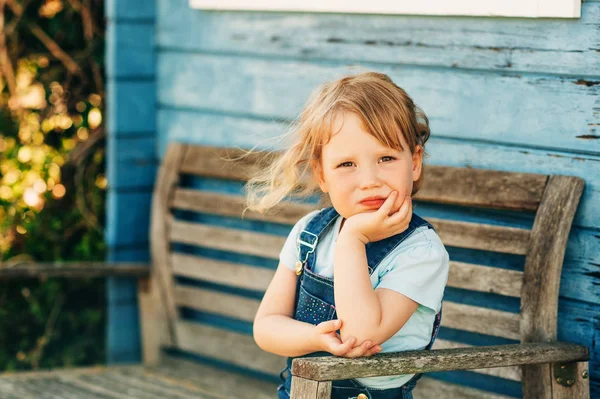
[291,342,589,381]
[0,262,150,279]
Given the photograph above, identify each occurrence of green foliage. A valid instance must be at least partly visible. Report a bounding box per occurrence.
[0,0,107,370]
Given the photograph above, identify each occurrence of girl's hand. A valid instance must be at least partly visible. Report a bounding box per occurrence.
[343,191,412,244]
[313,319,382,358]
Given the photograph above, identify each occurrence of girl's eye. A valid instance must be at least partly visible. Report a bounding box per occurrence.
[338,161,354,168]
[380,156,396,163]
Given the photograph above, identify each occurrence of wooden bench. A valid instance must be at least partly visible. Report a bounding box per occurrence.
[0,142,590,398]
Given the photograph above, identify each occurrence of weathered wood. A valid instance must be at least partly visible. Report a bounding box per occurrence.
[413,377,514,399]
[446,261,522,298]
[150,143,187,348]
[0,262,149,279]
[291,342,589,381]
[432,339,521,381]
[171,253,275,292]
[170,189,531,255]
[168,218,285,259]
[173,250,522,299]
[551,361,590,399]
[175,320,286,376]
[520,176,585,399]
[177,146,547,212]
[138,276,170,365]
[151,353,277,399]
[174,284,260,322]
[171,188,314,225]
[441,302,520,340]
[290,376,332,399]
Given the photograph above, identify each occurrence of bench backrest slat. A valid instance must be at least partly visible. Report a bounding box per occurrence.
[143,143,584,389]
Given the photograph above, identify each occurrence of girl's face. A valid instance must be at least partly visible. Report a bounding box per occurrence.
[315,112,422,220]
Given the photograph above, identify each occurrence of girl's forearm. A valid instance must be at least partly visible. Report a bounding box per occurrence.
[253,314,322,357]
[334,233,382,343]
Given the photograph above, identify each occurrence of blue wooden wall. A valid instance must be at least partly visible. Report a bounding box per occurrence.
[105,0,156,364]
[107,0,599,397]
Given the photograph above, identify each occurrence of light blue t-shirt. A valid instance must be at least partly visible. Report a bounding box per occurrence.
[279,210,450,389]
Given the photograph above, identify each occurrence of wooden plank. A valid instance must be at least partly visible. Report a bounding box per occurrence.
[175,320,286,376]
[441,302,521,340]
[291,342,589,381]
[520,176,585,398]
[170,188,531,255]
[106,23,155,79]
[158,1,600,77]
[106,191,153,247]
[151,354,277,398]
[413,377,514,399]
[169,219,285,259]
[174,285,260,322]
[171,188,315,225]
[173,250,522,298]
[157,53,600,154]
[150,143,187,348]
[432,339,521,381]
[158,110,600,232]
[176,147,547,212]
[551,361,590,399]
[290,377,332,399]
[446,262,522,298]
[138,276,170,365]
[171,253,274,292]
[0,262,149,279]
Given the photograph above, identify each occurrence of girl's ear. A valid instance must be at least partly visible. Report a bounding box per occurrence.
[412,145,423,182]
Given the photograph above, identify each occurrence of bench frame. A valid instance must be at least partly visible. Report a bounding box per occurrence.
[0,142,590,399]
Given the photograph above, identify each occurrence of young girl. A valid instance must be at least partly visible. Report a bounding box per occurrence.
[248,72,449,399]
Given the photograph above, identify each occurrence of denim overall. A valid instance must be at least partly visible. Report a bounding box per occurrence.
[277,207,442,399]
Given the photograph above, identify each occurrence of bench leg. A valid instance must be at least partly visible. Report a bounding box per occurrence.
[551,361,590,399]
[290,376,332,398]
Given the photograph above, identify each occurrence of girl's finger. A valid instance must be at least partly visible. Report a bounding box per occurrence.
[389,197,412,223]
[317,319,341,333]
[342,340,374,358]
[332,336,356,356]
[364,345,383,357]
[379,191,398,216]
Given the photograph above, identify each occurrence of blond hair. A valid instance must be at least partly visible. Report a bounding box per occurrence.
[245,71,430,213]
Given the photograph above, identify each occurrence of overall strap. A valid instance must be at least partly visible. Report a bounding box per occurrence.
[364,213,434,272]
[292,207,339,315]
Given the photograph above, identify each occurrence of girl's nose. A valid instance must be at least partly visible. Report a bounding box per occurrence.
[358,168,382,189]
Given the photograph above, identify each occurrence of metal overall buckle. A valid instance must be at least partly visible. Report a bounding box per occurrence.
[295,230,319,275]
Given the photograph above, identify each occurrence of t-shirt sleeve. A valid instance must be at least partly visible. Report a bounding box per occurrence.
[376,233,449,313]
[279,210,321,271]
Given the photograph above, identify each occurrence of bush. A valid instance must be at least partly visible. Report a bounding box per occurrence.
[0,0,107,370]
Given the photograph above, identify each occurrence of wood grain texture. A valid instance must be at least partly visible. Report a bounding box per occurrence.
[432,339,521,381]
[150,143,187,347]
[171,253,275,291]
[290,377,332,399]
[171,186,532,255]
[0,262,149,279]
[169,218,285,259]
[176,146,547,212]
[175,320,286,376]
[157,52,600,155]
[441,302,521,340]
[291,342,589,381]
[174,285,260,322]
[138,276,169,365]
[158,1,600,77]
[551,361,590,399]
[520,176,585,398]
[413,377,514,399]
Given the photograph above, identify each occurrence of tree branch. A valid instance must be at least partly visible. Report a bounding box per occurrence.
[0,0,17,97]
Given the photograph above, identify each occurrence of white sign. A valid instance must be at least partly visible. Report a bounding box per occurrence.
[189,0,581,18]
